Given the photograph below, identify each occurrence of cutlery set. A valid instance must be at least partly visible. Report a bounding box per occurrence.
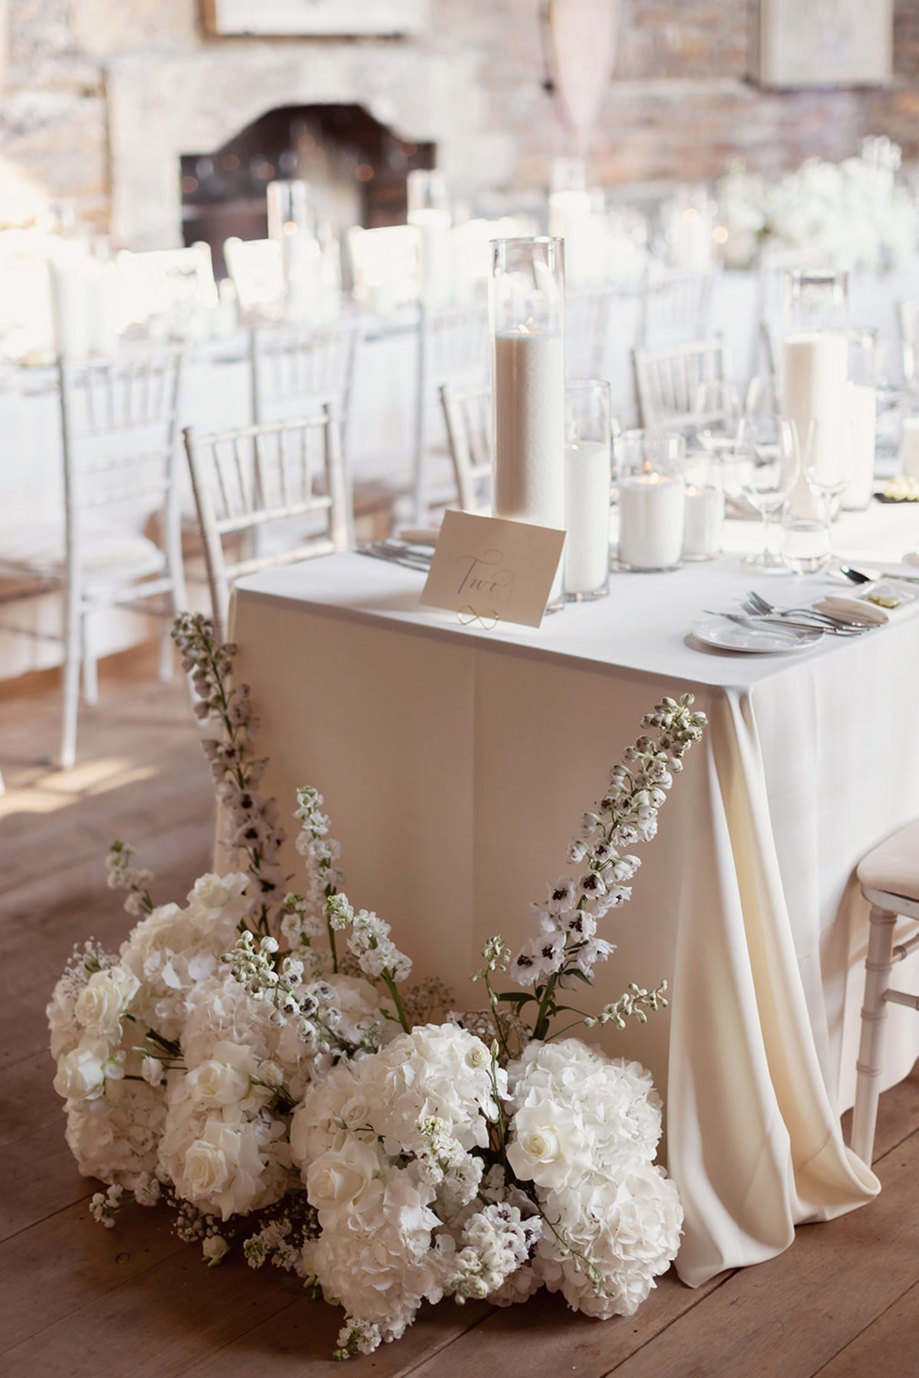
[357,540,434,572]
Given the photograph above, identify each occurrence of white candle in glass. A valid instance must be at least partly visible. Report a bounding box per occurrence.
[494,328,565,529]
[682,485,723,560]
[564,440,610,595]
[618,471,685,570]
[783,331,848,511]
[901,416,919,478]
[841,382,877,510]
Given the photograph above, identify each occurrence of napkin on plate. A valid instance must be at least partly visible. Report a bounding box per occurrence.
[814,579,919,626]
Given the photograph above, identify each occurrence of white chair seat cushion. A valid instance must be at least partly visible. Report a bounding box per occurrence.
[0,520,165,583]
[857,818,919,904]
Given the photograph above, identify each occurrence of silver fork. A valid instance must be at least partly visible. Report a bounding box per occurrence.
[743,591,871,631]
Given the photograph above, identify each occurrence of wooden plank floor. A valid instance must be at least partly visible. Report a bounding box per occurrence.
[1,649,918,1376]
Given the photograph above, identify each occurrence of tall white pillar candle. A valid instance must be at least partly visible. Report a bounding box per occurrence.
[564,440,610,595]
[682,485,723,559]
[841,382,877,510]
[618,473,685,570]
[783,331,848,514]
[494,329,566,528]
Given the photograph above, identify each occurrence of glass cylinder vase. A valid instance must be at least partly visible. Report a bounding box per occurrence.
[616,431,685,572]
[564,379,611,599]
[490,237,566,606]
[781,268,849,518]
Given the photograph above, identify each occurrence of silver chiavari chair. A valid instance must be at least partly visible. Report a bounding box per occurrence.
[439,381,492,514]
[413,299,490,524]
[0,345,187,768]
[632,335,728,431]
[183,410,349,643]
[636,267,718,350]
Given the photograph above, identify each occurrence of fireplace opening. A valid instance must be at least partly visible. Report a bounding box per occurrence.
[180,104,435,276]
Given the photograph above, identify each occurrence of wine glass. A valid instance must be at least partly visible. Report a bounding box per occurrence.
[741,415,801,571]
[695,378,742,457]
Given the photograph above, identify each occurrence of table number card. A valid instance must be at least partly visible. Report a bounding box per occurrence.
[420,509,565,628]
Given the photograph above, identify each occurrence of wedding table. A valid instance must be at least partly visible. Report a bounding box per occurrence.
[228,500,919,1288]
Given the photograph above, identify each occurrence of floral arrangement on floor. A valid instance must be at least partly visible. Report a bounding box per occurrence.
[47,613,706,1360]
[715,153,918,273]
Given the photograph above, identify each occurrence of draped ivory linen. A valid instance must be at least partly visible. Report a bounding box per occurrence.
[226,508,918,1284]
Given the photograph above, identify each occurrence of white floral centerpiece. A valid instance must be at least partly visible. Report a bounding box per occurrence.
[716,153,918,273]
[48,613,706,1359]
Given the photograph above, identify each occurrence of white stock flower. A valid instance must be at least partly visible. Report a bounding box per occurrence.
[141,1056,164,1086]
[74,966,140,1038]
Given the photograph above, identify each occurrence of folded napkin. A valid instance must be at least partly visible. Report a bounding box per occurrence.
[815,579,919,626]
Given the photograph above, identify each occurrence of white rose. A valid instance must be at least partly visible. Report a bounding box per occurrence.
[74,966,140,1037]
[54,1041,111,1101]
[506,1101,589,1190]
[184,1136,231,1197]
[202,1235,229,1266]
[188,1040,257,1104]
[257,1060,283,1088]
[307,1139,382,1218]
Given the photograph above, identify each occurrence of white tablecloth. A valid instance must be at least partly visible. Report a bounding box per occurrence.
[228,502,919,1287]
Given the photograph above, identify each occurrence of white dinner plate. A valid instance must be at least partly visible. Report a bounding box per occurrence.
[692,616,822,654]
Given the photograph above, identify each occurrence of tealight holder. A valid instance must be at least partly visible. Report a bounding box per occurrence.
[616,431,686,572]
[681,450,724,561]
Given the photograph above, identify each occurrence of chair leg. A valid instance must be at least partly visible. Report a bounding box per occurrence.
[158,615,175,682]
[82,613,99,706]
[851,904,898,1164]
[60,597,83,771]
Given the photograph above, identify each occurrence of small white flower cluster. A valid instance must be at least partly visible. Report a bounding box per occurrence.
[446,1202,542,1302]
[326,893,413,985]
[716,153,918,274]
[505,1039,682,1318]
[105,841,155,917]
[510,695,706,996]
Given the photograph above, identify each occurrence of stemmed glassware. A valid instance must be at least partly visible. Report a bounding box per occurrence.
[740,413,801,570]
[695,378,742,457]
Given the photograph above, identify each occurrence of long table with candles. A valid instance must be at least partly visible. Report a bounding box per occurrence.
[227,499,919,1288]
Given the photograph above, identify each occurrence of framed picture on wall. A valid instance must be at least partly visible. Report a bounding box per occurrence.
[201,0,428,37]
[753,0,893,89]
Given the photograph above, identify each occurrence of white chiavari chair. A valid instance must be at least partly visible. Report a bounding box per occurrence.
[850,819,919,1164]
[636,267,718,349]
[632,336,728,431]
[413,299,490,523]
[439,382,492,514]
[223,237,285,315]
[183,410,349,643]
[0,346,187,768]
[565,284,616,379]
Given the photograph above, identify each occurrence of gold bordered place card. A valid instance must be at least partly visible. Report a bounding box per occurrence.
[420,509,565,628]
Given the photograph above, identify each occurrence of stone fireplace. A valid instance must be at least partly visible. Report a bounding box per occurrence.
[180,102,434,275]
[107,40,512,251]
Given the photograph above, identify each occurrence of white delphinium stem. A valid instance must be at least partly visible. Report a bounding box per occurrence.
[499,694,706,1043]
[173,613,286,933]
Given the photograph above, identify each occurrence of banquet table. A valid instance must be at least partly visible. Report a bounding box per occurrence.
[228,500,919,1288]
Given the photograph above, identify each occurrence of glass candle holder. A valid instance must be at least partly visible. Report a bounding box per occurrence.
[842,329,878,510]
[782,268,849,519]
[266,180,312,242]
[491,237,566,606]
[616,431,685,572]
[681,450,724,561]
[564,379,611,599]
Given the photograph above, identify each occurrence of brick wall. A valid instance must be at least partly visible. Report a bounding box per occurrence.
[2,0,917,239]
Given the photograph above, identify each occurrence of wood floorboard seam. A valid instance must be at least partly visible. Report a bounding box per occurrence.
[393,1306,499,1377]
[0,1190,94,1249]
[871,1122,919,1165]
[599,1268,740,1374]
[0,802,214,904]
[808,1277,919,1377]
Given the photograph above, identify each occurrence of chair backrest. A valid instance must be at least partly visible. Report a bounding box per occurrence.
[59,346,184,524]
[637,268,717,349]
[439,382,492,513]
[250,315,361,430]
[183,410,349,641]
[346,224,420,312]
[223,237,285,313]
[412,300,491,522]
[116,245,218,330]
[632,336,727,430]
[565,284,616,379]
